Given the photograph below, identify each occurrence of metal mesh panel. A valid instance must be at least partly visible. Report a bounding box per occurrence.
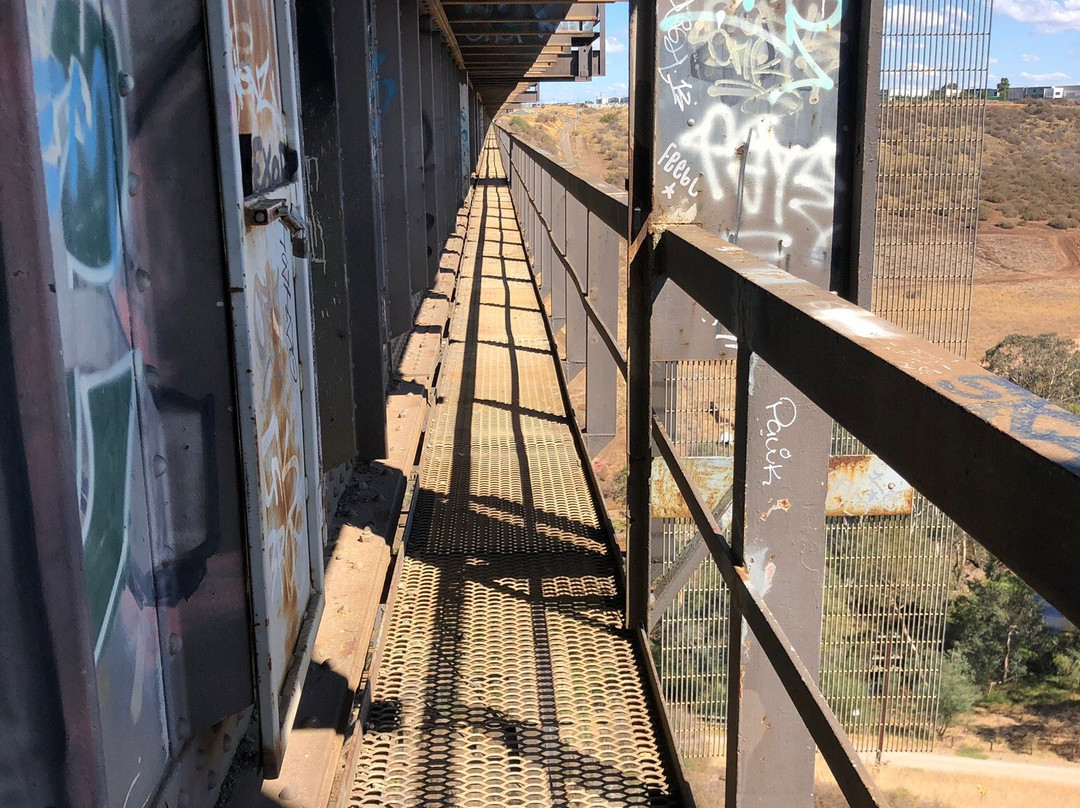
[872,0,994,359]
[819,0,993,753]
[653,361,734,758]
[820,502,956,752]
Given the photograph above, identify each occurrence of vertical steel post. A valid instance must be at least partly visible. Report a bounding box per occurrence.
[550,176,567,338]
[585,212,619,457]
[564,191,588,383]
[538,165,551,303]
[374,0,415,339]
[418,22,442,280]
[296,0,358,468]
[334,0,390,459]
[626,0,658,630]
[726,350,831,805]
[398,0,431,298]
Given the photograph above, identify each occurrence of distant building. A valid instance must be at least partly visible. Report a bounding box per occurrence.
[1007,84,1080,101]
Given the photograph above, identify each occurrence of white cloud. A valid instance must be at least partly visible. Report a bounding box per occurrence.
[1019,70,1072,82]
[989,57,998,64]
[996,0,1080,33]
[605,35,627,53]
[884,3,968,31]
[1021,53,1040,62]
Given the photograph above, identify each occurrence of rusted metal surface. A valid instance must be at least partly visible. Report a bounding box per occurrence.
[661,223,1080,630]
[651,456,733,518]
[827,455,913,517]
[350,141,682,808]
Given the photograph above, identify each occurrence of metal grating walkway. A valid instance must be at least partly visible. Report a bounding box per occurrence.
[349,142,681,808]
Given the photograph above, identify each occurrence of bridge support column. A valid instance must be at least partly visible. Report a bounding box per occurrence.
[334,0,389,459]
[397,0,430,306]
[374,0,416,342]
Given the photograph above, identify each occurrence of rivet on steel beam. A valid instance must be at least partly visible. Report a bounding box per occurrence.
[687,118,695,126]
[136,267,151,292]
[153,454,167,477]
[222,733,233,752]
[207,770,219,791]
[128,172,138,196]
[118,71,135,97]
[168,633,182,655]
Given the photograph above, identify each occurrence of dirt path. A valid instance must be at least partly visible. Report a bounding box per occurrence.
[558,117,575,162]
[879,752,1080,785]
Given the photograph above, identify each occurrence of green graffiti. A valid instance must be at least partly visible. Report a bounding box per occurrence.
[73,359,135,659]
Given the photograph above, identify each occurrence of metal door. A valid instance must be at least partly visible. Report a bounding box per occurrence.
[206,0,325,775]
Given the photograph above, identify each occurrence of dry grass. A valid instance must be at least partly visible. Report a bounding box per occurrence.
[969,220,1080,357]
[981,102,1080,226]
[680,752,1080,808]
[499,104,628,189]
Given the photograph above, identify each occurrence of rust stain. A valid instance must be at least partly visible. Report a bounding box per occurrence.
[759,497,791,521]
[826,454,913,517]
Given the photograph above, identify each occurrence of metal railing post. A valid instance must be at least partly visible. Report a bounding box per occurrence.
[585,213,618,457]
[625,0,658,631]
[565,191,588,383]
[551,177,568,339]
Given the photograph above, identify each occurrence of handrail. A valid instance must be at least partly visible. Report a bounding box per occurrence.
[660,224,1080,629]
[508,156,628,377]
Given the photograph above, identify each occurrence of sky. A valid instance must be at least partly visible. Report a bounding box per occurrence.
[536,0,1080,104]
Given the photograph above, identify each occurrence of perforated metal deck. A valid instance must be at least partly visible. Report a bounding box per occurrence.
[348,144,681,808]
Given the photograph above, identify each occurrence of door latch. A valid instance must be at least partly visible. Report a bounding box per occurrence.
[244,197,309,259]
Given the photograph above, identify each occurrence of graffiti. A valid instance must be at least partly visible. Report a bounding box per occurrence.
[659,0,697,111]
[249,229,308,670]
[229,0,290,193]
[374,51,398,122]
[657,141,701,200]
[762,396,797,485]
[33,0,126,287]
[72,357,138,659]
[679,104,835,251]
[660,0,843,113]
[937,374,1080,468]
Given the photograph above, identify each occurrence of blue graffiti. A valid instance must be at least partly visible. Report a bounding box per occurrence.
[938,373,1080,470]
[34,0,125,287]
[374,51,398,123]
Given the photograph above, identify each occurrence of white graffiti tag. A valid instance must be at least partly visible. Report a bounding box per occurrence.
[659,0,698,110]
[657,141,701,199]
[660,0,843,113]
[762,396,797,485]
[678,105,835,251]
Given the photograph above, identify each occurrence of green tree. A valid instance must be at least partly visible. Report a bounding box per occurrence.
[982,333,1080,409]
[936,650,980,736]
[946,560,1054,690]
[997,77,1011,99]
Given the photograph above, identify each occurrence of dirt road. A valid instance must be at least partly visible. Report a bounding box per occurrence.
[879,751,1080,786]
